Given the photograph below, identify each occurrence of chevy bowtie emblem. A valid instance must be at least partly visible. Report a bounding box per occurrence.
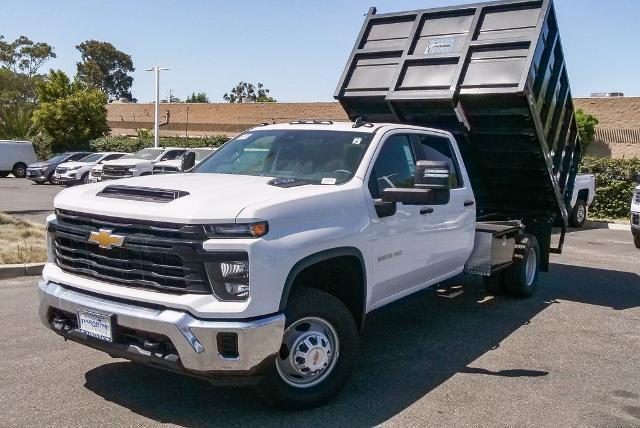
[88,229,125,249]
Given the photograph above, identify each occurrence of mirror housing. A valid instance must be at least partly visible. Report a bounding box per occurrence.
[374,199,396,218]
[181,151,197,172]
[382,161,451,205]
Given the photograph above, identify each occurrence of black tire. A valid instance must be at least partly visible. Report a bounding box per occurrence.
[256,287,359,410]
[33,180,45,185]
[0,171,10,178]
[569,199,587,228]
[48,172,58,185]
[12,163,27,178]
[503,234,540,298]
[483,270,505,295]
[81,171,90,184]
[634,233,640,249]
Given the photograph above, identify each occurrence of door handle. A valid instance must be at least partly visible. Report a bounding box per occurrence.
[420,207,434,215]
[464,200,475,207]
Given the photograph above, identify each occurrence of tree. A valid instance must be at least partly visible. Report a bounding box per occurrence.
[75,40,134,101]
[33,70,109,151]
[223,82,276,103]
[0,68,40,105]
[576,109,599,150]
[0,103,36,139]
[186,92,209,103]
[0,35,56,77]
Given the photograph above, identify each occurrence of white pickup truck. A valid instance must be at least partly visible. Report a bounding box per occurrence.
[569,174,596,227]
[632,180,640,248]
[100,147,186,181]
[38,0,581,410]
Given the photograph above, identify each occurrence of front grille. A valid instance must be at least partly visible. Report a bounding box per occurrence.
[56,167,68,174]
[102,165,133,179]
[153,166,179,174]
[52,209,212,294]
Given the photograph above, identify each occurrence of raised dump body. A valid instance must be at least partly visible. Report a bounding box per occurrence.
[335,0,580,228]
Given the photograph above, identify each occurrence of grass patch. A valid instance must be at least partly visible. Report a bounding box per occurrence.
[0,213,47,264]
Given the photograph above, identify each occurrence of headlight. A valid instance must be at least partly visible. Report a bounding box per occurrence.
[204,222,268,238]
[45,215,57,263]
[205,256,250,301]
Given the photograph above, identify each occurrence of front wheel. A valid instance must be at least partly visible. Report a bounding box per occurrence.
[256,288,359,410]
[81,171,90,184]
[503,234,540,298]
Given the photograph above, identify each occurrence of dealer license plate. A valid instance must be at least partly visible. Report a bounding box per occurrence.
[77,309,113,342]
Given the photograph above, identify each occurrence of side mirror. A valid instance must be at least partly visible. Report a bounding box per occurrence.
[181,152,197,172]
[382,161,451,205]
[374,199,396,218]
[635,172,640,184]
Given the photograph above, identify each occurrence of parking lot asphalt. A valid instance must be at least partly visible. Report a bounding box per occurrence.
[1,227,639,427]
[0,176,65,223]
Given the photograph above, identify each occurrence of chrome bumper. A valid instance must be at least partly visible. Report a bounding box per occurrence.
[38,281,285,377]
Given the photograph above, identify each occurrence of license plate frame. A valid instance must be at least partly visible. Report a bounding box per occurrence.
[77,309,114,342]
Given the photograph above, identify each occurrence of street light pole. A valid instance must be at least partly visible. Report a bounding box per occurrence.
[145,66,170,148]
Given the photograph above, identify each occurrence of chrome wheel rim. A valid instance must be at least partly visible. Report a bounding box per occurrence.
[276,316,339,388]
[525,247,536,286]
[15,167,25,177]
[576,205,586,223]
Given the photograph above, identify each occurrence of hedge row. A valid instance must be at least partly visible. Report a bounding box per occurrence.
[89,135,230,153]
[579,156,640,219]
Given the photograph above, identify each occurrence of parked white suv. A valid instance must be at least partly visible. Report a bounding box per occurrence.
[100,147,186,181]
[54,152,127,185]
[0,140,37,178]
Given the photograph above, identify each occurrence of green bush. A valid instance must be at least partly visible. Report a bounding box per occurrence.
[580,156,640,219]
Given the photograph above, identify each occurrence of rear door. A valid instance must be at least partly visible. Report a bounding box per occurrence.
[411,132,476,278]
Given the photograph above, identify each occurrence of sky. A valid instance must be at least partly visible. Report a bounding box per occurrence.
[2,0,638,102]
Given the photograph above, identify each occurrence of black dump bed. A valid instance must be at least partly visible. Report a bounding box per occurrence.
[335,0,580,226]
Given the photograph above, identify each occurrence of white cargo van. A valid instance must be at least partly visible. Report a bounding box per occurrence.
[0,140,37,178]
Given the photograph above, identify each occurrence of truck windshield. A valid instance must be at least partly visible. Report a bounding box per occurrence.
[194,130,372,184]
[121,148,164,160]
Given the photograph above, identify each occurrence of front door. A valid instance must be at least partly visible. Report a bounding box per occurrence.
[366,133,435,305]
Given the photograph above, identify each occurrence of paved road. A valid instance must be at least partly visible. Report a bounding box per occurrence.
[0,177,65,223]
[1,228,639,427]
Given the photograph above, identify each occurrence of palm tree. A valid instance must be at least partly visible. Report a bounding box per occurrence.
[0,104,36,140]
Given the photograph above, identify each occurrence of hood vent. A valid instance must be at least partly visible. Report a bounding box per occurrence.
[96,185,189,203]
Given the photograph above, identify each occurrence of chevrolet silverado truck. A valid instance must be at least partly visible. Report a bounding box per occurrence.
[39,0,581,410]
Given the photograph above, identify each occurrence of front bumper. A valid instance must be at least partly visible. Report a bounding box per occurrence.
[38,280,285,380]
[54,172,80,183]
[27,169,48,181]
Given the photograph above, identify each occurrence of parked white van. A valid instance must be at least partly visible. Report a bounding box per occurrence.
[0,140,37,178]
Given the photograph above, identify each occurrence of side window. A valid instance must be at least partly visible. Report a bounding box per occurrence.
[414,134,463,189]
[368,135,416,199]
[69,153,88,161]
[102,154,123,162]
[162,150,185,161]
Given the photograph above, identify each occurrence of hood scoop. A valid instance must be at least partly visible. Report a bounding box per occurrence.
[267,177,313,188]
[96,185,189,203]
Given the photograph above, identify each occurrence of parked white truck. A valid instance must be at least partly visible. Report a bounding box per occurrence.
[569,174,596,227]
[38,0,582,410]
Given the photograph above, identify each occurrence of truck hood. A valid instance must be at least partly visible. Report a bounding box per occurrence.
[57,161,94,168]
[53,173,338,223]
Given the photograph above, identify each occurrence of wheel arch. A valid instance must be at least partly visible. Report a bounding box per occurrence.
[576,189,589,205]
[279,247,367,331]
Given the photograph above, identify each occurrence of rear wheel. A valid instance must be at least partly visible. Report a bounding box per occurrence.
[569,199,587,227]
[12,163,27,178]
[503,235,540,298]
[256,287,359,410]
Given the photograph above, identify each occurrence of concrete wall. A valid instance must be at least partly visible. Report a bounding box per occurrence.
[107,97,640,158]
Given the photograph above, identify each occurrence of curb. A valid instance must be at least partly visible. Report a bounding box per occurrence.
[0,263,45,280]
[583,220,631,231]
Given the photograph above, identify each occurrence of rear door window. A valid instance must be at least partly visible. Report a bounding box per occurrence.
[413,134,463,188]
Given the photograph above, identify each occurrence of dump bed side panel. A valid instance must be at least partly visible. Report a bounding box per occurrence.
[335,0,580,225]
